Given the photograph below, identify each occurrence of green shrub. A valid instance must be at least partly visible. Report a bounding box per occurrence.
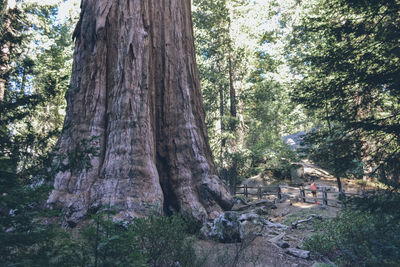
[70,213,200,267]
[1,211,200,267]
[131,215,198,267]
[304,205,400,266]
[29,213,148,267]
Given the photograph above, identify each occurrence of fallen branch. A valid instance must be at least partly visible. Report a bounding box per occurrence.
[285,235,298,241]
[285,248,310,259]
[291,214,322,229]
[268,232,285,243]
[263,219,289,229]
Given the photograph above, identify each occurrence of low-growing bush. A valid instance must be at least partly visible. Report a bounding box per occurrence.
[304,194,400,266]
[1,211,200,267]
[132,215,197,267]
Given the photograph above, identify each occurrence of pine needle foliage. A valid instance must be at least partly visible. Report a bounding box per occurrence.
[288,0,400,187]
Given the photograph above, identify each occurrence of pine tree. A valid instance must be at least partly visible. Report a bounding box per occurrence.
[0,1,77,263]
[288,0,400,187]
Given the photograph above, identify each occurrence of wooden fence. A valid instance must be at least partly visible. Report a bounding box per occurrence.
[236,185,282,200]
[299,186,331,205]
[235,184,366,207]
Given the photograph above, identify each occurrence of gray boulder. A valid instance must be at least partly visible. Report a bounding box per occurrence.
[201,211,243,243]
[239,212,260,223]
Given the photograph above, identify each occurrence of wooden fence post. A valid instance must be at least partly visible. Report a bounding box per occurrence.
[299,187,302,202]
[339,189,346,207]
[277,185,282,200]
[245,184,248,198]
[323,187,328,205]
[300,186,306,202]
[257,185,262,200]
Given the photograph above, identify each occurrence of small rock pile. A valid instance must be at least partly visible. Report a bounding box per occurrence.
[201,199,311,260]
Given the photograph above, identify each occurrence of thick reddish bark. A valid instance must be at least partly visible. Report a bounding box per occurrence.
[48,0,232,225]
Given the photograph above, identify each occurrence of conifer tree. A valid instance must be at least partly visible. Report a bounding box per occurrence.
[289,0,400,187]
[0,1,77,263]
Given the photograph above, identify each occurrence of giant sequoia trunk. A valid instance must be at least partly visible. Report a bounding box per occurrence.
[48,0,233,225]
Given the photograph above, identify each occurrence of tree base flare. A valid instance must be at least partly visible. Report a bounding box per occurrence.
[48,0,233,225]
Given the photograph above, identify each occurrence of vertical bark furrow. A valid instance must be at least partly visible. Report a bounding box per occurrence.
[92,0,163,216]
[49,0,232,225]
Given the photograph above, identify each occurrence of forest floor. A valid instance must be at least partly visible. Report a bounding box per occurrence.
[195,163,371,267]
[196,200,336,266]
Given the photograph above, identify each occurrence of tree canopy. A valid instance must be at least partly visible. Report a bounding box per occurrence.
[289,0,400,187]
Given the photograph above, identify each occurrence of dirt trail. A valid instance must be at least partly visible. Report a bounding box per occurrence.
[196,163,369,266]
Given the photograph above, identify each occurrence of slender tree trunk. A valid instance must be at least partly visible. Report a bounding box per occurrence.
[48,0,232,226]
[217,62,227,181]
[219,83,225,149]
[228,52,237,194]
[0,1,16,103]
[227,9,237,194]
[219,80,229,184]
[324,94,342,192]
[229,55,236,124]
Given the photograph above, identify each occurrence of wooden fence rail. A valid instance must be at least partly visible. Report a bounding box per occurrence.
[236,184,366,207]
[236,185,282,200]
[299,186,330,205]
